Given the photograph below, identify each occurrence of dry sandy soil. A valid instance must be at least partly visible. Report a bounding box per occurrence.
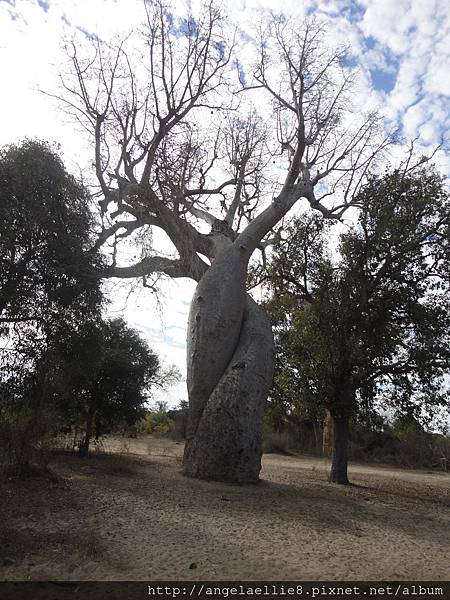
[1,435,450,581]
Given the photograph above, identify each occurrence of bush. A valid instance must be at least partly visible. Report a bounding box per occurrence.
[137,404,175,434]
[263,431,296,454]
[0,408,57,476]
[348,415,449,469]
[431,434,450,467]
[167,401,189,439]
[261,410,450,470]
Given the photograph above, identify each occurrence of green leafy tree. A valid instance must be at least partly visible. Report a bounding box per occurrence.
[139,401,176,434]
[52,318,177,456]
[0,140,102,328]
[0,139,103,418]
[0,140,103,472]
[265,167,450,483]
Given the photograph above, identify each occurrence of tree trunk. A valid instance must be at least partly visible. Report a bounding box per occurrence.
[322,409,333,457]
[329,415,350,485]
[79,406,94,458]
[312,419,321,455]
[183,244,275,484]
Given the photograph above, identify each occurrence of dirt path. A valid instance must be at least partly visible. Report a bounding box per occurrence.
[1,435,449,581]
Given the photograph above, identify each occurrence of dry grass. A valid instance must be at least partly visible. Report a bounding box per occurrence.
[97,454,137,476]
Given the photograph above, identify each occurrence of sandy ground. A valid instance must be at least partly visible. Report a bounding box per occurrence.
[1,435,450,581]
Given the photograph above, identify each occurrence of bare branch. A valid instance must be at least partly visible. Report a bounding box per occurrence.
[101,255,188,279]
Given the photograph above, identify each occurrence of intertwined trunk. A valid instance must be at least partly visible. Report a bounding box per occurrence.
[183,243,275,483]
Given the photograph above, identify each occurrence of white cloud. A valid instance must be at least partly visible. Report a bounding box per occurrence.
[357,0,450,144]
[360,0,432,55]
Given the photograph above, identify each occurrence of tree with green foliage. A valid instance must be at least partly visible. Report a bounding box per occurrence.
[138,401,177,435]
[0,140,102,329]
[0,140,104,472]
[0,141,178,470]
[51,317,176,456]
[264,167,450,484]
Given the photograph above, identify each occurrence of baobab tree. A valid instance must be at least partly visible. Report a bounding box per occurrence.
[55,2,391,482]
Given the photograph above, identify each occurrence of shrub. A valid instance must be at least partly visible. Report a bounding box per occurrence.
[262,431,296,454]
[137,405,175,434]
[0,408,57,476]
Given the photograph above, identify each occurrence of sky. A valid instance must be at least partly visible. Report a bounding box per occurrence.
[1,0,449,407]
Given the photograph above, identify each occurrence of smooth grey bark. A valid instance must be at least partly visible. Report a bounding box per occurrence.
[181,190,312,484]
[183,242,274,483]
[185,243,247,438]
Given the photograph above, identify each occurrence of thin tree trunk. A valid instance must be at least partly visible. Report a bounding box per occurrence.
[322,409,333,458]
[79,406,94,457]
[312,419,320,455]
[329,415,350,484]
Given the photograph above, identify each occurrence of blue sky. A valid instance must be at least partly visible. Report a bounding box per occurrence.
[1,0,449,406]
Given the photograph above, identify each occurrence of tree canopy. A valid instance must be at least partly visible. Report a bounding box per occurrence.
[0,140,104,427]
[0,140,102,329]
[264,167,450,483]
[0,141,178,470]
[50,317,175,456]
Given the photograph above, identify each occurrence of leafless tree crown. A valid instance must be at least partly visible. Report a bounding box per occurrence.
[51,1,393,285]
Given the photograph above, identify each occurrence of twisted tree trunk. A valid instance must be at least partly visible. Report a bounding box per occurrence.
[183,243,275,483]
